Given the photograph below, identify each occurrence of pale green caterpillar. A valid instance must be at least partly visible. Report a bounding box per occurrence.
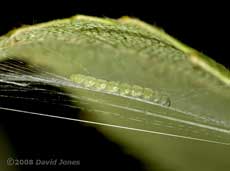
[70,74,171,107]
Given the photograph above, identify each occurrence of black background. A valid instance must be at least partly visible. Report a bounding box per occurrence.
[0,1,229,171]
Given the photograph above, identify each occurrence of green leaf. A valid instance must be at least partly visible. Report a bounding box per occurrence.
[0,15,230,171]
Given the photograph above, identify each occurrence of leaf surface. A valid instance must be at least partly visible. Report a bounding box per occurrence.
[0,15,230,171]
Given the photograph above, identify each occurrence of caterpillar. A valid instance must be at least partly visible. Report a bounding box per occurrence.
[69,74,171,107]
